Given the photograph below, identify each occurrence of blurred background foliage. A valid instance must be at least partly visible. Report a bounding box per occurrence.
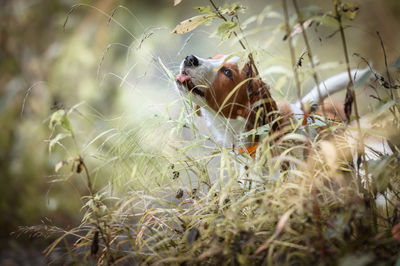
[1,0,400,263]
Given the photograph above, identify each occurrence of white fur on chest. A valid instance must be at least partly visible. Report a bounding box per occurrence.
[200,107,247,147]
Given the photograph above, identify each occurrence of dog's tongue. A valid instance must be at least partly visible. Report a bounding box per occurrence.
[176,72,191,83]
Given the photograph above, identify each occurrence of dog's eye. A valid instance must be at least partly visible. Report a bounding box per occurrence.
[221,67,233,80]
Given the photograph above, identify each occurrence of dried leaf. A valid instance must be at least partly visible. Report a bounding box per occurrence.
[172,15,215,34]
[187,227,200,245]
[274,209,293,237]
[284,19,313,40]
[55,161,66,172]
[55,157,74,172]
[344,89,353,122]
[174,0,182,6]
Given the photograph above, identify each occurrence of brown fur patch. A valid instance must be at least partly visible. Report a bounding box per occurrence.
[204,62,279,133]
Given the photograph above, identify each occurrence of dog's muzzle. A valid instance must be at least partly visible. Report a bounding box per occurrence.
[176,55,205,98]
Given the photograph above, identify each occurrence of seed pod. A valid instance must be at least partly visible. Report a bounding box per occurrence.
[172,171,180,179]
[91,230,99,256]
[76,161,83,173]
[176,189,184,199]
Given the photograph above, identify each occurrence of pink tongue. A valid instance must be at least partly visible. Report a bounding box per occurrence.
[176,72,191,83]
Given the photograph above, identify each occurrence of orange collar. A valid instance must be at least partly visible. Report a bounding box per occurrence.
[238,143,259,157]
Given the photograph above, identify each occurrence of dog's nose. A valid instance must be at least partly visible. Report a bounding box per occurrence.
[184,55,199,67]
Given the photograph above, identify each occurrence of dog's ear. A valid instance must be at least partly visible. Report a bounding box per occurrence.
[239,63,280,133]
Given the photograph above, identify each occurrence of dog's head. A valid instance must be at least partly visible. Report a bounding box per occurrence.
[176,54,278,131]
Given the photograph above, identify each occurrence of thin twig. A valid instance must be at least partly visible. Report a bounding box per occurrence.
[376,32,393,98]
[80,156,114,264]
[376,31,400,121]
[209,0,281,132]
[292,0,328,122]
[282,0,312,158]
[333,0,377,232]
[282,0,303,112]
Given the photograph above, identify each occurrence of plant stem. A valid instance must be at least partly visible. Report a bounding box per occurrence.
[333,1,376,232]
[80,156,114,264]
[209,0,281,132]
[312,186,325,260]
[292,0,328,121]
[377,32,393,98]
[377,31,400,121]
[282,0,303,111]
[209,0,259,75]
[282,0,312,158]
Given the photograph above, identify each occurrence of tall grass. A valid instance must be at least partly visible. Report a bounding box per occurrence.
[24,1,400,265]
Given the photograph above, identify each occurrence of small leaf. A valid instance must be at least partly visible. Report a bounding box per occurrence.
[369,156,396,193]
[60,113,73,133]
[216,21,238,41]
[49,132,71,152]
[49,110,66,130]
[391,56,400,70]
[284,19,314,40]
[370,100,395,122]
[172,15,215,34]
[217,21,238,36]
[49,109,73,133]
[174,0,182,6]
[342,2,359,20]
[187,227,200,245]
[351,68,371,91]
[311,15,338,28]
[220,3,246,16]
[193,6,213,15]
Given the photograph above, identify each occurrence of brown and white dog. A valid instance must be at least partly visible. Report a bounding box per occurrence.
[175,54,396,199]
[175,54,372,149]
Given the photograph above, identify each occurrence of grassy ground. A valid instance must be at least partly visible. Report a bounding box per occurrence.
[2,0,400,265]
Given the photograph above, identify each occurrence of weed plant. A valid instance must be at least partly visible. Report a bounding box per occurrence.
[24,0,400,265]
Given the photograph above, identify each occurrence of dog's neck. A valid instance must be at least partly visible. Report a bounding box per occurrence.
[199,105,248,147]
[199,103,301,148]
